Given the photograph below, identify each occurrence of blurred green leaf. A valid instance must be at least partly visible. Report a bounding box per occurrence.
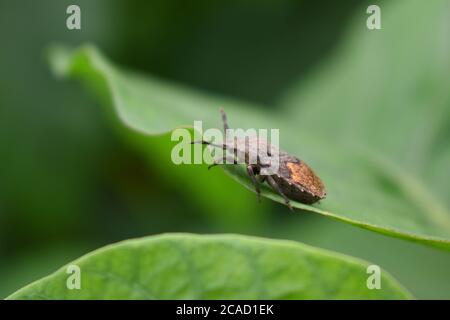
[278,0,450,247]
[50,45,264,229]
[47,42,450,249]
[7,233,411,299]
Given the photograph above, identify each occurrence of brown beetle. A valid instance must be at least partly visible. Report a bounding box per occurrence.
[192,109,326,210]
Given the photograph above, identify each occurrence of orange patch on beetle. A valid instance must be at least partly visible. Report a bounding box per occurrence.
[286,162,326,198]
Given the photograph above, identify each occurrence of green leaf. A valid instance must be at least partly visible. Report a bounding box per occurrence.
[277,0,450,249]
[6,233,411,299]
[47,40,450,250]
[51,45,265,228]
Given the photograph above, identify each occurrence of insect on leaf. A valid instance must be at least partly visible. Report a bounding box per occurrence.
[47,38,450,250]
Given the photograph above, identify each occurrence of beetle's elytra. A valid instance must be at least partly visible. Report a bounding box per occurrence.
[192,109,326,210]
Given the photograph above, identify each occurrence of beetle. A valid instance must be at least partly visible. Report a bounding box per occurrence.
[191,108,326,210]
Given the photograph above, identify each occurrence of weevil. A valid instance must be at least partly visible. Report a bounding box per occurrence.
[192,108,326,210]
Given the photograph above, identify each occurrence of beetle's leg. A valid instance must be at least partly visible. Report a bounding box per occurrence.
[192,139,239,161]
[246,165,261,202]
[266,176,293,211]
[190,140,237,169]
[208,154,238,170]
[257,175,266,183]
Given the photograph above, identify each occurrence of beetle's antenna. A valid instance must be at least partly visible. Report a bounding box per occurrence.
[191,140,227,150]
[220,107,237,158]
[220,108,229,132]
